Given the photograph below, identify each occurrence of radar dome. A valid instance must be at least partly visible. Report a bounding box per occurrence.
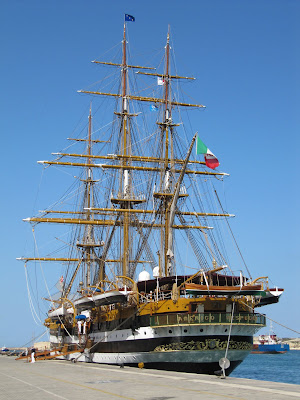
[138,270,151,282]
[153,266,160,278]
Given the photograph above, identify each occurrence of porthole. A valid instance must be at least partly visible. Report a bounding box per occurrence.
[224,328,228,332]
[184,329,187,333]
[169,329,172,334]
[144,332,147,335]
[200,328,203,332]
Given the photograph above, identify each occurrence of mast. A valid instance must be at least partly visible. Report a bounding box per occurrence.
[86,105,93,286]
[122,21,129,279]
[164,28,171,276]
[155,26,175,276]
[78,104,102,288]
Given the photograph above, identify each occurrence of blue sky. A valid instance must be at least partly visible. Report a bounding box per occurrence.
[1,0,299,346]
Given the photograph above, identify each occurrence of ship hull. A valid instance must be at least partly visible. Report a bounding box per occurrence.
[61,345,248,375]
[50,323,257,375]
[84,348,247,375]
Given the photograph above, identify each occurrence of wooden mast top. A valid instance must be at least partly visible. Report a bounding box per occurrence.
[122,22,127,104]
[164,27,170,116]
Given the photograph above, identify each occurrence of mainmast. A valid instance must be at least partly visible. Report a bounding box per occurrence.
[121,21,130,278]
[85,105,93,285]
[163,28,172,276]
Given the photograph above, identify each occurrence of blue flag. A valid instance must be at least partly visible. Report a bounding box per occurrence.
[150,105,158,112]
[125,14,135,22]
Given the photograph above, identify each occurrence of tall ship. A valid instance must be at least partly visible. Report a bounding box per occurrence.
[18,16,283,375]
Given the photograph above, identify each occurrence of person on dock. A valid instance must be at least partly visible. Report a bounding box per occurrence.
[30,348,35,363]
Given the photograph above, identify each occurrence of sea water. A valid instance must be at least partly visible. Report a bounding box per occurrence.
[231,350,300,385]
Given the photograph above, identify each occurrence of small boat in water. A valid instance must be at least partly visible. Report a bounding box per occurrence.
[252,333,290,354]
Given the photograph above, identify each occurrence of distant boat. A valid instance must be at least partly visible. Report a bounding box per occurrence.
[252,333,290,354]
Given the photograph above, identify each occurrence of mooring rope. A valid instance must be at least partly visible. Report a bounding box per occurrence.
[224,301,236,361]
[24,263,42,325]
[31,228,77,343]
[19,330,48,349]
[240,300,300,335]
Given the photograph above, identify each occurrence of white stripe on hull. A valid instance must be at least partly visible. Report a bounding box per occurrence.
[89,323,260,343]
[50,323,259,346]
[50,324,261,345]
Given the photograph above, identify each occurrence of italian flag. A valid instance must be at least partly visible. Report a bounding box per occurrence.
[196,136,219,169]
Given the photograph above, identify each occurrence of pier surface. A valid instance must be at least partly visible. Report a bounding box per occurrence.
[0,355,299,400]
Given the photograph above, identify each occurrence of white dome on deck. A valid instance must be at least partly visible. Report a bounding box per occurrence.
[138,270,151,282]
[153,266,160,278]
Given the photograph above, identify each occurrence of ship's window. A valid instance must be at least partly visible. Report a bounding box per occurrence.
[225,328,228,332]
[200,328,203,332]
[184,329,187,333]
[169,330,172,334]
[144,332,147,335]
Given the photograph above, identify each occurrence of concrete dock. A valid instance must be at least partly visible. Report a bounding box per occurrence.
[0,355,299,400]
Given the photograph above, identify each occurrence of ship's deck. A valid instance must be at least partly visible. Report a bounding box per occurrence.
[1,355,299,400]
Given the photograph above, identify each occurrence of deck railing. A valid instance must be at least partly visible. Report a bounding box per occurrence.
[150,312,266,327]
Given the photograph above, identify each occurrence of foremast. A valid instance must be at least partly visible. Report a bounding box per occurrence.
[67,105,103,291]
[78,105,101,287]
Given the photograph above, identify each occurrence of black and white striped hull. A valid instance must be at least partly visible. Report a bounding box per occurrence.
[53,323,260,375]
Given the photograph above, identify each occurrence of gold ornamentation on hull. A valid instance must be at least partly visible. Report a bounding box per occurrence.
[153,339,252,352]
